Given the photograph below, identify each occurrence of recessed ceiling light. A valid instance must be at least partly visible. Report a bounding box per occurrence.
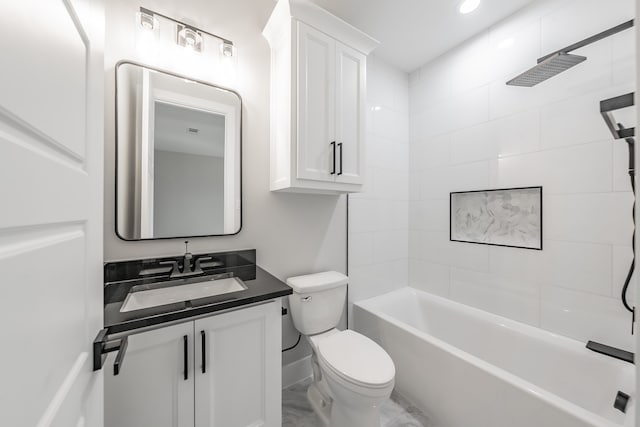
[459,0,480,14]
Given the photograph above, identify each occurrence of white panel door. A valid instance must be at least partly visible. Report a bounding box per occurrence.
[0,1,104,427]
[104,323,195,427]
[335,41,366,185]
[297,22,336,182]
[195,301,281,427]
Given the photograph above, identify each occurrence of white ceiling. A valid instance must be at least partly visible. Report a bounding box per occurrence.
[154,102,225,157]
[308,0,537,72]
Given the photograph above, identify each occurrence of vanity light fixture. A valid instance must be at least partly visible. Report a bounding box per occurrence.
[177,24,203,52]
[138,10,157,30]
[138,7,234,56]
[221,41,234,57]
[458,0,480,14]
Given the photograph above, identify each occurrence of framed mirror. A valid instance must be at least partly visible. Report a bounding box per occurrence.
[115,61,242,240]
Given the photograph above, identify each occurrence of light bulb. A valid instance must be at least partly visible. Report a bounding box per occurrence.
[459,0,480,14]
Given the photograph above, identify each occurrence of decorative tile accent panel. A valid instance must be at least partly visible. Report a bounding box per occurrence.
[450,187,542,250]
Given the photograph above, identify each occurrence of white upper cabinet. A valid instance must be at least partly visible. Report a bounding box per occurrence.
[263,0,378,194]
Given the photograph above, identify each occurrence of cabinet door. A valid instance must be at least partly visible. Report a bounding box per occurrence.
[105,323,195,427]
[335,41,366,185]
[195,301,281,427]
[297,22,336,182]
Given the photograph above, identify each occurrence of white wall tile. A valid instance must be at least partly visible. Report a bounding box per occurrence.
[406,0,636,346]
[540,240,612,296]
[448,241,490,273]
[410,134,450,170]
[540,91,615,150]
[450,268,540,326]
[488,245,543,283]
[409,230,449,265]
[490,141,612,194]
[540,0,634,56]
[349,198,378,233]
[349,58,410,308]
[613,244,635,301]
[409,199,448,232]
[612,141,633,193]
[373,230,408,262]
[371,106,409,144]
[494,109,540,157]
[348,232,374,268]
[449,31,492,95]
[450,121,497,164]
[544,193,633,245]
[540,285,633,351]
[408,259,450,297]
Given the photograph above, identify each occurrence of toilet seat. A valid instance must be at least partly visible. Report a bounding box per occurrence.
[317,330,395,390]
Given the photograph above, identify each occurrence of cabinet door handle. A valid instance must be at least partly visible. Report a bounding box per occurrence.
[338,142,343,175]
[183,335,188,381]
[201,330,206,374]
[330,141,336,175]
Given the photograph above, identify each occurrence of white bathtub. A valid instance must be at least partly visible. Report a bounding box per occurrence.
[353,287,635,427]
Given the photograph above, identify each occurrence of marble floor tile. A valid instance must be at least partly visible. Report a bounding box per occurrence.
[283,379,433,427]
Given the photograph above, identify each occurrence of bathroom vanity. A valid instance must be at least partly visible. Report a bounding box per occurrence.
[99,250,291,427]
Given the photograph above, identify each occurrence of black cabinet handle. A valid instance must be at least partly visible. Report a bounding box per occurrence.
[201,330,206,374]
[113,336,128,376]
[183,335,188,381]
[330,141,336,175]
[338,142,343,175]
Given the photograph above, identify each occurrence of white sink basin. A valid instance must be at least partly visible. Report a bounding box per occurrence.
[120,277,247,312]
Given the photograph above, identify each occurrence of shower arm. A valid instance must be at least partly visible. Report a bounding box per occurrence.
[537,20,634,64]
[600,93,635,141]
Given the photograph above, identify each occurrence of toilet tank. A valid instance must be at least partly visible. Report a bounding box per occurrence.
[286,271,348,335]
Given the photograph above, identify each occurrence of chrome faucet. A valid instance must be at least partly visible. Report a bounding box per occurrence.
[160,241,212,279]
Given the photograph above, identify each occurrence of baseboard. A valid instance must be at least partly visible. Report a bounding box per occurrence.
[282,355,312,389]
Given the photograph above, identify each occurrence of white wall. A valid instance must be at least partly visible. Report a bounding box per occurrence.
[409,0,636,351]
[348,55,410,315]
[153,151,224,237]
[104,0,347,366]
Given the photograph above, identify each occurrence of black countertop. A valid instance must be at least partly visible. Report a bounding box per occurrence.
[104,250,292,334]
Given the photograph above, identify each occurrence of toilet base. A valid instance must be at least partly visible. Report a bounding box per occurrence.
[330,401,381,427]
[306,383,331,427]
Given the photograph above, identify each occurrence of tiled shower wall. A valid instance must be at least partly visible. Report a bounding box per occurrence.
[348,55,410,311]
[408,0,636,350]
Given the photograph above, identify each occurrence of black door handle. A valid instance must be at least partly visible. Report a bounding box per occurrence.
[201,330,206,374]
[330,141,336,175]
[183,335,188,381]
[337,142,343,175]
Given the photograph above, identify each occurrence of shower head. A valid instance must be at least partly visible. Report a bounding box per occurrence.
[506,20,634,87]
[506,52,586,87]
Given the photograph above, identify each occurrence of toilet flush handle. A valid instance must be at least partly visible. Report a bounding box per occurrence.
[302,296,312,302]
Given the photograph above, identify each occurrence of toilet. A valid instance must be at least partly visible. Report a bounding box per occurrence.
[286,271,395,427]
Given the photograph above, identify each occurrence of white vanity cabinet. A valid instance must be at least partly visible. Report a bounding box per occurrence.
[263,0,378,194]
[105,322,195,427]
[105,300,281,427]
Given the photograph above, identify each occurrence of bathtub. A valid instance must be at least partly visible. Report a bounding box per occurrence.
[353,287,635,427]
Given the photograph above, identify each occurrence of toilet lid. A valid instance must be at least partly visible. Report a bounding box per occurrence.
[317,330,395,388]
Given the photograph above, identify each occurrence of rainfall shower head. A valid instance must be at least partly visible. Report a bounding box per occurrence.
[506,53,586,87]
[506,20,634,87]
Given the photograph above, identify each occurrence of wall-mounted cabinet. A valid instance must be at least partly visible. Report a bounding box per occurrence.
[263,0,378,194]
[105,300,281,427]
